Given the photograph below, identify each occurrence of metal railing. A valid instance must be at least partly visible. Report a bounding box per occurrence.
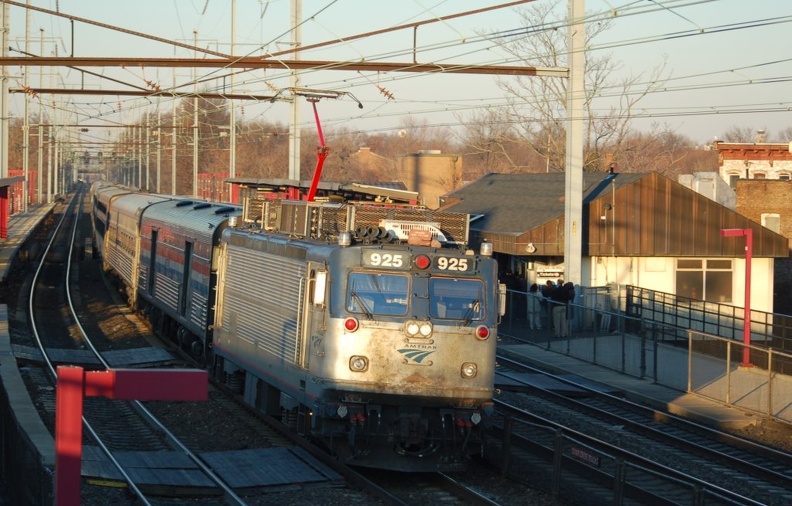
[624,285,792,354]
[687,329,792,423]
[498,285,792,424]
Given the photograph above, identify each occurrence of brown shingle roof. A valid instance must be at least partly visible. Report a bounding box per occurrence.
[444,172,644,235]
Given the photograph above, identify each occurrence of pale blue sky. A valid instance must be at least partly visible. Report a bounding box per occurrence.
[7,0,792,145]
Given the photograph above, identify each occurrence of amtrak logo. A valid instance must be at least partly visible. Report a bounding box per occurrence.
[397,348,435,366]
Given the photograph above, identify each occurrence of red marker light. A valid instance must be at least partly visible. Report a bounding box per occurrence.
[475,325,490,340]
[344,318,359,332]
[415,255,431,269]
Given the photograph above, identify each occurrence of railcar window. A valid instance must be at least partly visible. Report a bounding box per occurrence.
[347,272,409,316]
[429,278,484,320]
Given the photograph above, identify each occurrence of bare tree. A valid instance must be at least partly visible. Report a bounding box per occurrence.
[458,108,547,178]
[721,125,760,143]
[773,127,792,143]
[488,2,668,172]
[611,126,715,177]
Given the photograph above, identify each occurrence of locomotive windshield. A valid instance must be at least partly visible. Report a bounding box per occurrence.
[429,278,484,320]
[347,272,409,316]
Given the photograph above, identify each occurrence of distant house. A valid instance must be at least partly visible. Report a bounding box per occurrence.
[714,140,792,187]
[440,171,789,314]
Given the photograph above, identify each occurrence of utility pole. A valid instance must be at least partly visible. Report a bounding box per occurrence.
[288,0,302,181]
[145,111,151,191]
[22,0,30,210]
[229,0,236,196]
[0,3,9,180]
[171,74,177,195]
[37,28,43,201]
[193,30,198,198]
[156,101,161,193]
[564,0,585,287]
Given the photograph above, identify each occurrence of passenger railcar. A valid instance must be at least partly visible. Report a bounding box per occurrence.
[137,199,241,356]
[90,182,132,262]
[103,192,172,303]
[91,181,504,472]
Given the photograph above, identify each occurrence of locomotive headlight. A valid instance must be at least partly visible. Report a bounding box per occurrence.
[419,322,433,337]
[461,362,477,379]
[349,355,369,372]
[405,320,432,338]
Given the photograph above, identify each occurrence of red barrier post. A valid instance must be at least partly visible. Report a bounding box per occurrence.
[720,228,753,367]
[55,366,85,506]
[55,366,208,504]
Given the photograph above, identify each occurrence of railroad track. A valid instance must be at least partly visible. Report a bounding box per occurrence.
[491,352,792,505]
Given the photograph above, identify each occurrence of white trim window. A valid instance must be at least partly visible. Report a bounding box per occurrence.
[676,259,733,303]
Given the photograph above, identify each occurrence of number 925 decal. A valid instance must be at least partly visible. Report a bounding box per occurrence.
[435,256,472,271]
[362,250,410,269]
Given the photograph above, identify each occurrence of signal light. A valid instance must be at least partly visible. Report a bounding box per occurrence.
[414,254,430,269]
[344,317,359,332]
[475,325,490,340]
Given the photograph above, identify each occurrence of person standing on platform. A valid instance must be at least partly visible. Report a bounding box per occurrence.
[551,281,570,338]
[526,283,542,330]
[541,280,555,329]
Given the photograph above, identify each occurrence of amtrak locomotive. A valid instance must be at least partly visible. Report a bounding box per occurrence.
[91,181,505,471]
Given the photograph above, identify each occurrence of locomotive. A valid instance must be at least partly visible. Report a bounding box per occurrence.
[91,181,505,471]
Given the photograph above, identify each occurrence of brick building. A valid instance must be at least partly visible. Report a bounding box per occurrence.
[714,140,792,187]
[708,139,792,314]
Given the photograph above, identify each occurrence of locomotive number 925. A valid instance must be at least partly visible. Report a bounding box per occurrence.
[362,250,473,272]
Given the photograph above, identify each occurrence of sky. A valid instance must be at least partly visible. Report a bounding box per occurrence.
[5,0,792,149]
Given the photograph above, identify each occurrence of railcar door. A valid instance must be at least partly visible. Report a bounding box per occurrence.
[146,229,158,294]
[179,241,193,317]
[300,261,327,369]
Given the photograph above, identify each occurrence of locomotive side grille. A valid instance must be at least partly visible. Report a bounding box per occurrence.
[222,245,305,363]
[243,197,264,225]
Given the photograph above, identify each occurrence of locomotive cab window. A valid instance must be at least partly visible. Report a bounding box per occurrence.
[429,278,484,320]
[347,272,409,316]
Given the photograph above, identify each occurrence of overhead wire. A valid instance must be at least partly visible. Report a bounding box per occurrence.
[8,0,791,142]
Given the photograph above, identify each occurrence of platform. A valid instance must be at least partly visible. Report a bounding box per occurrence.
[0,204,55,286]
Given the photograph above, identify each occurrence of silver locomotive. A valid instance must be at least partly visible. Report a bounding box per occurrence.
[92,182,505,471]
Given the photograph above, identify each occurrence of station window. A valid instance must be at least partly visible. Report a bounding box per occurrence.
[676,259,732,303]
